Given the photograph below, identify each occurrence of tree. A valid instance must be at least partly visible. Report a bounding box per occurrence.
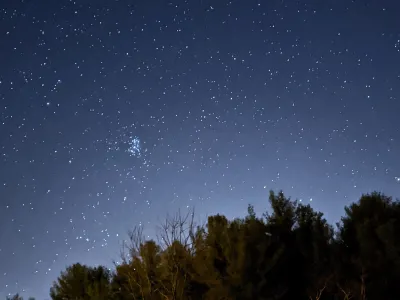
[50,263,112,300]
[47,189,400,300]
[112,226,163,300]
[336,192,400,300]
[5,294,35,300]
[112,209,204,300]
[156,210,200,300]
[294,203,334,300]
[6,295,23,300]
[263,190,302,300]
[193,198,288,300]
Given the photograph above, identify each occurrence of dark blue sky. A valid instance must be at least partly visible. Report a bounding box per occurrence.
[1,0,399,298]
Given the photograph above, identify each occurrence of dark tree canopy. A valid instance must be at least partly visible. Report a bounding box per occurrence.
[5,295,35,300]
[50,263,112,300]
[12,190,398,300]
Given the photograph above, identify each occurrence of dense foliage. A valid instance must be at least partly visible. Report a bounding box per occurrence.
[11,190,400,300]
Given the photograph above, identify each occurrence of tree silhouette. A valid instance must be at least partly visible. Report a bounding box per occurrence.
[6,295,23,300]
[5,295,35,300]
[50,263,111,300]
[336,192,400,300]
[45,190,400,300]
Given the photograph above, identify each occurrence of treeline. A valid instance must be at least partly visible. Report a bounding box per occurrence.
[10,190,400,300]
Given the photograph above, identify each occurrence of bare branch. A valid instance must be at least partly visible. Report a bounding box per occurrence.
[119,225,145,264]
[156,208,198,253]
[117,208,206,300]
[337,283,353,300]
[306,272,332,300]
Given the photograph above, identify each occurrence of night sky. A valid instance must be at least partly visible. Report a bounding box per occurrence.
[1,0,399,298]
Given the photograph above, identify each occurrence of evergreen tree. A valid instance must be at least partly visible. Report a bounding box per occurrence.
[50,263,111,300]
[337,192,400,300]
[47,190,400,300]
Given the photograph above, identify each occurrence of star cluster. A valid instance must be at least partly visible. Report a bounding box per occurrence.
[0,0,399,298]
